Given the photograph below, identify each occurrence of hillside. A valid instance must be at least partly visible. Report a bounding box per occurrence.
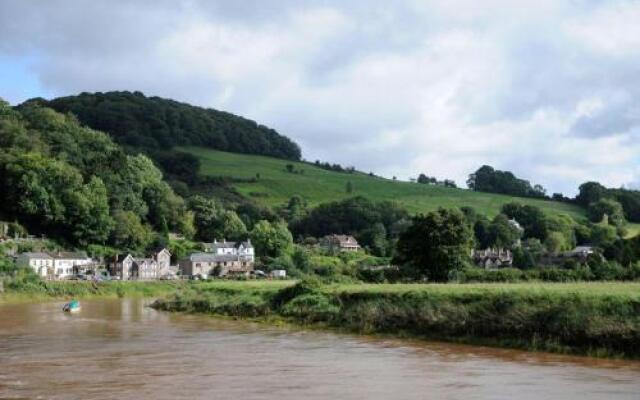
[34,91,301,160]
[181,146,588,219]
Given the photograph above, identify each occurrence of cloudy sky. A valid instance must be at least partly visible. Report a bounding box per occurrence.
[1,0,639,195]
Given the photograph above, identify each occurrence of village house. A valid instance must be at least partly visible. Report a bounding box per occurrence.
[203,239,255,262]
[110,248,172,280]
[16,252,54,277]
[180,239,255,277]
[153,248,173,276]
[471,248,513,269]
[16,251,95,279]
[51,251,95,278]
[539,245,598,266]
[320,234,361,252]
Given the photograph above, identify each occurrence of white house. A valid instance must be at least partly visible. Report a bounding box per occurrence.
[153,248,172,276]
[204,239,255,262]
[51,251,93,279]
[180,239,255,277]
[16,252,54,277]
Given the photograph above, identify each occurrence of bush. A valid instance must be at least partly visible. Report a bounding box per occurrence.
[281,292,340,322]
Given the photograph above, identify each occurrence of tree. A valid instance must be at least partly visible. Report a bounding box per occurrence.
[110,210,153,251]
[393,208,473,282]
[218,210,248,241]
[66,176,114,245]
[291,196,408,242]
[189,195,223,241]
[188,196,246,241]
[487,214,522,248]
[359,222,388,256]
[280,195,308,223]
[285,164,295,173]
[250,220,293,258]
[346,181,353,194]
[544,231,566,253]
[501,202,549,241]
[588,198,625,227]
[467,165,546,199]
[576,181,607,207]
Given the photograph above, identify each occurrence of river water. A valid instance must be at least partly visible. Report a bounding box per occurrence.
[1,298,639,400]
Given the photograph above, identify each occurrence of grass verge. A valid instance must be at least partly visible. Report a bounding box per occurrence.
[152,280,640,358]
[0,280,189,304]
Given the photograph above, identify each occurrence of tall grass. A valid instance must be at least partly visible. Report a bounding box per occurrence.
[153,280,640,358]
[0,278,187,303]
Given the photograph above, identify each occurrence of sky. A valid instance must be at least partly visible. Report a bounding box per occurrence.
[1,0,639,196]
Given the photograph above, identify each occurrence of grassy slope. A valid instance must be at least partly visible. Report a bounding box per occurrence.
[181,146,587,219]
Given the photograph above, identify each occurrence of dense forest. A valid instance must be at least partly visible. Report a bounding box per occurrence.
[0,99,194,250]
[33,91,301,161]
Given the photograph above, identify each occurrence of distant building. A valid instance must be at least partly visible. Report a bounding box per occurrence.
[270,269,287,279]
[17,251,94,279]
[50,251,94,279]
[153,248,173,276]
[110,248,172,280]
[472,248,513,269]
[203,239,255,262]
[180,239,254,277]
[320,235,361,252]
[563,246,595,260]
[539,245,597,266]
[131,257,158,280]
[508,219,524,246]
[111,254,135,280]
[16,252,53,277]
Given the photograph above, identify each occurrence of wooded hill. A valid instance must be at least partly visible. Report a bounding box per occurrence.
[35,91,301,161]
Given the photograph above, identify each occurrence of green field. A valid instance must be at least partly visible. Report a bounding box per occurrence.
[182,146,587,219]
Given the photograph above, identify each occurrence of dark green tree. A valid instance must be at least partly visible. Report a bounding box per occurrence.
[393,208,473,282]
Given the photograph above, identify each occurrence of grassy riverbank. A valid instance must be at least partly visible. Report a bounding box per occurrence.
[0,280,188,304]
[152,280,640,358]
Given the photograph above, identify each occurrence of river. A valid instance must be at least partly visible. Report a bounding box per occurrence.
[1,298,639,400]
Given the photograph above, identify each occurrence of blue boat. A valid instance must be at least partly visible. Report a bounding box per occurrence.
[62,299,81,313]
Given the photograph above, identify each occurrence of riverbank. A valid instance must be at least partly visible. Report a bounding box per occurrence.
[0,280,188,304]
[151,280,640,358]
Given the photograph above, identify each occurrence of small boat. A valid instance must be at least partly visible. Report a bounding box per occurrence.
[62,300,81,313]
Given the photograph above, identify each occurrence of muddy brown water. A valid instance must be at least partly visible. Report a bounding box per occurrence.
[1,298,639,400]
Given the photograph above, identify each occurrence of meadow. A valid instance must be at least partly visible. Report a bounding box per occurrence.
[181,146,587,219]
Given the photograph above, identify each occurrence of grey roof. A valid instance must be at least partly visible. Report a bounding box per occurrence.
[207,239,253,249]
[133,257,155,264]
[19,252,53,260]
[117,254,133,263]
[51,251,89,260]
[186,253,244,262]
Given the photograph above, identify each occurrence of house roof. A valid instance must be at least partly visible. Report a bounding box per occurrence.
[19,252,53,260]
[51,251,89,260]
[116,254,133,263]
[206,239,253,250]
[133,257,155,264]
[186,253,244,262]
[323,234,360,246]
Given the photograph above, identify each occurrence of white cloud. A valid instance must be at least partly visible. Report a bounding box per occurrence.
[1,0,639,195]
